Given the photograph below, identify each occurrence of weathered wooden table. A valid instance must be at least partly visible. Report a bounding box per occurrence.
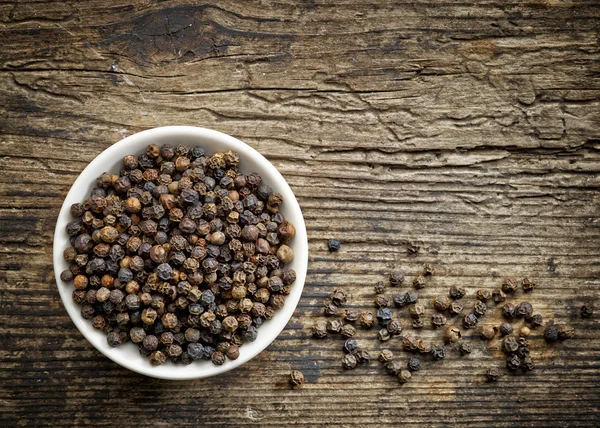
[2,1,600,426]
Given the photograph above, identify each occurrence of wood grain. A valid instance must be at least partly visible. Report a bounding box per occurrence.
[1,0,600,426]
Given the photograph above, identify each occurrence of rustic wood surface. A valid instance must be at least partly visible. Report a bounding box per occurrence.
[1,0,600,426]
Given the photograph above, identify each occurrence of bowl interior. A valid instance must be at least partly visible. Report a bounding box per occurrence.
[53,126,308,380]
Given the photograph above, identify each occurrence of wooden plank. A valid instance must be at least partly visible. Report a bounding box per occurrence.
[1,0,600,426]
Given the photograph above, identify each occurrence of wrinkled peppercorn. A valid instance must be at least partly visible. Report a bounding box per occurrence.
[407,357,421,372]
[558,324,575,339]
[323,302,339,316]
[502,303,516,319]
[502,336,519,354]
[359,311,375,328]
[431,345,446,361]
[449,302,464,316]
[431,314,447,328]
[327,319,343,333]
[378,328,391,342]
[459,342,472,355]
[330,288,347,306]
[413,275,426,290]
[492,288,506,303]
[544,321,560,342]
[355,349,371,364]
[389,271,405,287]
[397,369,412,384]
[393,293,407,308]
[433,296,451,312]
[342,354,357,370]
[327,239,341,252]
[345,308,360,323]
[529,314,543,329]
[386,320,402,335]
[379,349,394,363]
[344,339,359,354]
[463,313,478,329]
[581,303,594,319]
[290,370,305,388]
[502,276,518,293]
[376,308,393,326]
[516,302,533,319]
[409,304,425,319]
[374,281,385,294]
[499,322,513,336]
[473,301,487,318]
[340,324,357,338]
[374,294,389,308]
[476,289,491,302]
[486,367,500,382]
[412,318,424,329]
[385,360,403,376]
[449,286,466,300]
[312,321,328,339]
[480,325,497,340]
[506,355,521,371]
[444,325,462,343]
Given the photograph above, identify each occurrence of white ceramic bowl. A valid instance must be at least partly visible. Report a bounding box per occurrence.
[53,126,308,380]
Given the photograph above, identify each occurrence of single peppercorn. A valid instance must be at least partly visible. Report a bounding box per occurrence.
[407,358,421,372]
[340,324,357,338]
[412,318,424,329]
[431,314,447,328]
[342,354,357,370]
[374,281,385,294]
[312,321,328,339]
[521,277,536,292]
[444,325,462,343]
[393,294,407,308]
[376,307,393,326]
[521,356,535,372]
[433,296,451,312]
[323,302,339,316]
[449,302,464,316]
[404,291,418,305]
[544,321,560,342]
[486,367,500,382]
[409,304,425,319]
[343,338,359,354]
[379,349,394,363]
[290,370,305,388]
[413,275,426,290]
[330,288,347,306]
[502,336,519,354]
[327,239,341,252]
[558,324,575,340]
[345,308,360,323]
[581,303,594,319]
[397,369,412,384]
[386,319,402,335]
[463,313,478,329]
[516,302,533,319]
[374,294,389,308]
[355,349,371,364]
[529,314,543,329]
[506,355,522,371]
[520,326,531,337]
[473,301,487,318]
[502,276,518,293]
[107,331,122,347]
[402,335,418,352]
[389,271,405,287]
[458,342,472,356]
[502,303,516,319]
[499,322,513,336]
[431,345,446,361]
[476,289,491,302]
[326,319,343,333]
[359,311,375,328]
[385,360,403,376]
[378,328,391,342]
[492,288,506,303]
[480,325,497,340]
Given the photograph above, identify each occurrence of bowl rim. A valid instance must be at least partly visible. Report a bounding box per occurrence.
[53,126,308,380]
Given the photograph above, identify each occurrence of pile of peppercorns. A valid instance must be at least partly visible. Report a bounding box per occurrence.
[60,143,297,366]
[297,264,588,386]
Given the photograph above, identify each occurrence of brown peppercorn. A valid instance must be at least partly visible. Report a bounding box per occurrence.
[386,319,402,335]
[389,271,405,287]
[423,263,435,276]
[449,286,466,300]
[522,277,536,292]
[581,303,594,319]
[409,304,425,319]
[397,369,412,384]
[374,294,389,308]
[326,319,343,333]
[433,296,451,312]
[449,302,464,316]
[289,370,305,387]
[385,361,403,376]
[329,288,347,306]
[558,324,575,339]
[359,311,375,328]
[431,313,447,328]
[444,325,462,343]
[222,316,239,332]
[312,321,327,338]
[476,289,491,302]
[323,302,339,316]
[520,326,531,337]
[149,351,167,366]
[486,368,501,382]
[73,275,88,290]
[278,221,296,241]
[340,324,357,338]
[480,325,498,340]
[342,354,357,370]
[226,345,240,360]
[412,318,425,329]
[276,245,294,264]
[344,308,360,322]
[413,275,426,290]
[378,328,391,342]
[502,276,518,293]
[379,349,394,363]
[463,313,478,329]
[459,342,472,355]
[402,335,418,352]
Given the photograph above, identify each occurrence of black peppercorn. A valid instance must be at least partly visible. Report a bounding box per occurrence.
[431,345,446,361]
[449,286,466,300]
[407,357,421,372]
[516,302,533,319]
[389,271,405,287]
[502,336,519,354]
[376,308,393,326]
[431,314,447,328]
[312,321,328,339]
[492,288,506,303]
[544,321,560,342]
[486,368,500,382]
[386,320,402,335]
[327,239,341,252]
[379,349,394,363]
[502,303,516,319]
[476,289,491,302]
[581,303,594,319]
[343,339,359,354]
[529,314,543,329]
[330,288,347,306]
[412,318,424,329]
[340,324,357,338]
[405,291,418,305]
[521,277,536,292]
[473,301,487,318]
[323,302,339,316]
[393,293,407,308]
[449,302,464,316]
[463,313,478,329]
[499,322,513,336]
[458,342,472,355]
[506,355,521,371]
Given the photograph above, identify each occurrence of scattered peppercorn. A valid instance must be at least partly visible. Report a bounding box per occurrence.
[342,354,357,370]
[345,308,360,322]
[407,357,421,372]
[355,349,371,364]
[480,325,497,340]
[404,291,418,305]
[473,301,487,318]
[502,336,519,354]
[323,302,339,316]
[386,319,402,335]
[463,313,479,329]
[359,311,375,328]
[397,369,412,384]
[389,271,405,287]
[289,370,305,387]
[502,303,516,319]
[409,304,425,319]
[529,314,543,329]
[502,276,518,293]
[343,338,359,354]
[374,281,385,294]
[431,345,446,361]
[431,314,447,328]
[544,321,560,342]
[330,288,347,306]
[340,324,357,338]
[449,286,466,300]
[506,355,521,371]
[492,288,506,303]
[327,319,343,333]
[558,324,575,340]
[520,326,531,337]
[379,349,394,363]
[385,360,403,376]
[581,303,593,319]
[486,367,501,382]
[499,322,513,336]
[443,325,462,343]
[327,239,341,252]
[516,302,533,319]
[378,329,391,342]
[312,321,328,338]
[433,296,452,312]
[476,289,491,302]
[376,307,393,325]
[458,342,472,356]
[413,275,426,290]
[449,302,464,316]
[374,294,389,308]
